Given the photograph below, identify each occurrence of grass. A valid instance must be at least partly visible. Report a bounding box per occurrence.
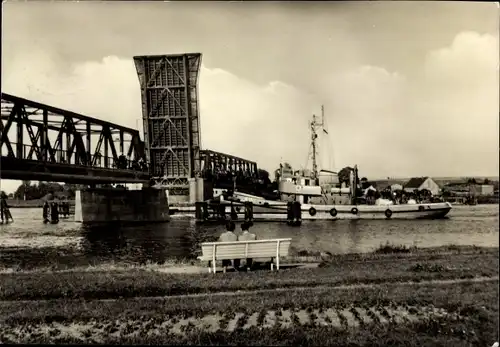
[0,280,498,345]
[374,241,417,254]
[0,246,497,301]
[0,245,497,345]
[0,243,490,272]
[0,245,199,272]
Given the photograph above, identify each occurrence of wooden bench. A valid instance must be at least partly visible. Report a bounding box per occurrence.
[197,238,292,273]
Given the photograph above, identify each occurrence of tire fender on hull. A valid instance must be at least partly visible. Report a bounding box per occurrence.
[385,209,393,219]
[329,208,338,217]
[351,207,358,215]
[309,207,317,216]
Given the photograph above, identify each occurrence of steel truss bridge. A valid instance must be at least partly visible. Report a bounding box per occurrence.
[0,93,150,184]
[1,53,258,190]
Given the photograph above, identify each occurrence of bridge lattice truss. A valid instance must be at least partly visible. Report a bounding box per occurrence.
[134,53,202,192]
[0,93,150,184]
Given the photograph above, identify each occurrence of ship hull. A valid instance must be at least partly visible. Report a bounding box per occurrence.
[219,192,452,220]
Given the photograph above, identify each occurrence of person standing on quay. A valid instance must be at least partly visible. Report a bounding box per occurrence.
[0,193,12,224]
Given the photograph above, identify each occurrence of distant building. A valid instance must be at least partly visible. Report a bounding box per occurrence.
[404,177,441,196]
[444,183,495,197]
[390,183,403,191]
[471,184,495,196]
[372,179,406,191]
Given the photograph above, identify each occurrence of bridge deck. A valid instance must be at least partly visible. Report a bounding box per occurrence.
[0,156,150,184]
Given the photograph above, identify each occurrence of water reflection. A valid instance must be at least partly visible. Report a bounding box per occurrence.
[80,223,197,264]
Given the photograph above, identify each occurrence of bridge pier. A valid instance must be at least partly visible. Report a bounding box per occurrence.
[189,178,214,204]
[74,187,170,225]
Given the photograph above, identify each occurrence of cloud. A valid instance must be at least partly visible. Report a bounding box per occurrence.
[424,31,498,89]
[1,30,498,193]
[415,32,499,175]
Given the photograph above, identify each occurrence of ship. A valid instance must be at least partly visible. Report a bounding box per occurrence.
[215,106,452,220]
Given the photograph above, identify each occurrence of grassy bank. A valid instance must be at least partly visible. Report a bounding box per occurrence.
[1,245,498,345]
[0,242,491,272]
[0,245,497,301]
[1,279,497,345]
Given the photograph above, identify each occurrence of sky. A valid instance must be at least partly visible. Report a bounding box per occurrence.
[1,1,499,193]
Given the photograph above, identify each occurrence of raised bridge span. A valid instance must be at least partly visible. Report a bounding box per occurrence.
[1,53,258,194]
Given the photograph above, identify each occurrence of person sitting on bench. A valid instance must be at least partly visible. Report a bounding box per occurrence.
[238,221,256,271]
[218,221,237,272]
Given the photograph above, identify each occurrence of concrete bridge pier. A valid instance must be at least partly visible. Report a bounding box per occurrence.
[189,178,214,204]
[74,187,170,224]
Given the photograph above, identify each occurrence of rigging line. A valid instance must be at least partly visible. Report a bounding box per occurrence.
[320,113,335,172]
[321,132,335,172]
[304,142,312,172]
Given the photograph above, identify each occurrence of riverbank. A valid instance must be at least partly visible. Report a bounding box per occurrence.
[0,245,498,345]
[5,199,75,208]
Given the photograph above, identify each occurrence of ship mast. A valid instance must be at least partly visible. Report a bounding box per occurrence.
[310,105,327,184]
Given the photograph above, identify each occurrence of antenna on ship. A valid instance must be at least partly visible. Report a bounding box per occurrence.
[310,105,328,184]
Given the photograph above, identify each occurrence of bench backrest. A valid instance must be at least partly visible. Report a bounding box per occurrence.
[200,238,292,261]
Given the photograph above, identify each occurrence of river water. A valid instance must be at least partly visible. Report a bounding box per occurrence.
[0,205,498,270]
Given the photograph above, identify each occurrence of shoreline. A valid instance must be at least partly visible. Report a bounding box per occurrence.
[1,244,498,345]
[6,199,499,209]
[0,244,494,273]
[1,245,497,300]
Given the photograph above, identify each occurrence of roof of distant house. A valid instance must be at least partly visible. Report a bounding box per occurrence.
[404,177,429,189]
[371,179,406,190]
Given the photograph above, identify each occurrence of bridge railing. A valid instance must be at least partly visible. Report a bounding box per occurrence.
[5,143,149,173]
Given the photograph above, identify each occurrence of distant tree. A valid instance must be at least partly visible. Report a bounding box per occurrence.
[257,169,271,185]
[419,188,432,197]
[13,181,69,200]
[338,166,354,187]
[14,183,28,200]
[466,177,477,185]
[361,177,368,182]
[492,181,499,190]
[484,178,490,185]
[0,191,6,199]
[63,183,77,197]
